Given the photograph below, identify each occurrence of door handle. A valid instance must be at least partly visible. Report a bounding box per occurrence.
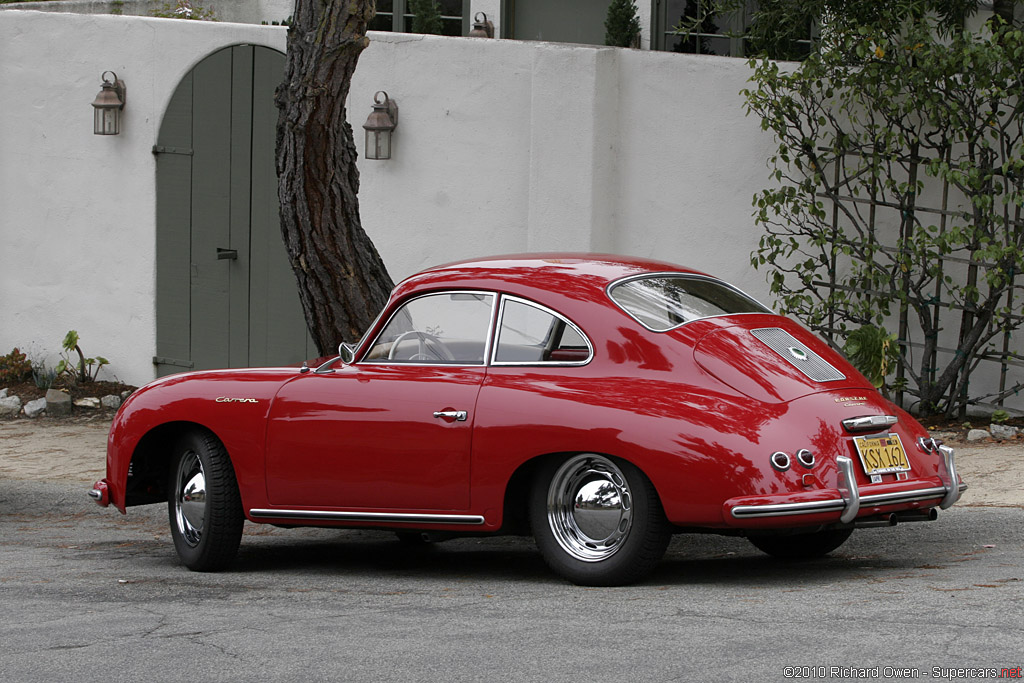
[217,247,238,260]
[433,410,467,422]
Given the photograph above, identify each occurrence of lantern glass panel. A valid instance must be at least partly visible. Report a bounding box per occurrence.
[94,107,120,135]
[365,129,392,160]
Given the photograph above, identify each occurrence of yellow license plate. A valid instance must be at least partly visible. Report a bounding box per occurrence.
[853,433,911,475]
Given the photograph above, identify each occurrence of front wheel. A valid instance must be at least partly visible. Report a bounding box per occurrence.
[167,429,244,571]
[530,454,671,586]
[748,528,853,560]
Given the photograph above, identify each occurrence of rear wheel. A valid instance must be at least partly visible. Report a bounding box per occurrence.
[167,429,244,571]
[748,528,853,560]
[530,453,670,586]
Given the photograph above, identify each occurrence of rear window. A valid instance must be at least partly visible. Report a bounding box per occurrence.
[609,275,769,332]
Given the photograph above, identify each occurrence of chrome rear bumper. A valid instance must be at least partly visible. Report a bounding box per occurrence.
[729,447,965,521]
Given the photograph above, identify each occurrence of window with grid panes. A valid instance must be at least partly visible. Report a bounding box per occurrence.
[655,0,814,58]
[369,0,469,36]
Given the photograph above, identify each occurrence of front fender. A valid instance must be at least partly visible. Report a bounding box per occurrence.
[104,368,296,512]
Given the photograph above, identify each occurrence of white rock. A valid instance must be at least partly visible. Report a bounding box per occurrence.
[23,397,46,418]
[966,429,991,442]
[0,395,22,417]
[73,397,101,409]
[990,424,1019,440]
[0,388,8,398]
[100,394,122,409]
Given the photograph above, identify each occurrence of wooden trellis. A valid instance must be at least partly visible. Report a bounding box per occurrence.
[812,150,1024,415]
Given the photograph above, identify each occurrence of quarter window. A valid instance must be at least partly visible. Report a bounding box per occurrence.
[364,292,494,364]
[493,297,591,364]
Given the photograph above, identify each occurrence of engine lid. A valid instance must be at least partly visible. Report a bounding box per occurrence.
[692,318,875,403]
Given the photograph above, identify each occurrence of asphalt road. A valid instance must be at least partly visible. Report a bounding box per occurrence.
[1,478,1021,682]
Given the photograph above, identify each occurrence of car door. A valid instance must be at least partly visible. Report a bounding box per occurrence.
[263,291,495,511]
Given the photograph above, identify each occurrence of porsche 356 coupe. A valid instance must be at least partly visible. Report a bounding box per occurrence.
[90,254,964,585]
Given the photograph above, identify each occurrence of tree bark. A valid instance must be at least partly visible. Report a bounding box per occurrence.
[275,0,395,355]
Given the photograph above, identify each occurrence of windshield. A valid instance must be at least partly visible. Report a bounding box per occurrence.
[609,274,770,332]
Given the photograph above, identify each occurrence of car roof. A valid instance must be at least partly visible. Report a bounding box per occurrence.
[394,253,709,306]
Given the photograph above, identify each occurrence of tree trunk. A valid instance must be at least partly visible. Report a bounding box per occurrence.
[275,0,395,356]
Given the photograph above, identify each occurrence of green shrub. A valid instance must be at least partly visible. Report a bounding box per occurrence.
[605,0,641,48]
[409,0,443,34]
[842,325,899,391]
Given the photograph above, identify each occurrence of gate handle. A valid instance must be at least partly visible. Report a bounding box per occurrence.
[217,248,238,260]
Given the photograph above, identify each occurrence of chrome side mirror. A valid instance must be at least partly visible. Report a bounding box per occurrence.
[338,342,356,364]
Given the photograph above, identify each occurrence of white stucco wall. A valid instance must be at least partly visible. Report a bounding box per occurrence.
[351,32,774,297]
[0,0,296,23]
[0,11,794,388]
[0,11,286,385]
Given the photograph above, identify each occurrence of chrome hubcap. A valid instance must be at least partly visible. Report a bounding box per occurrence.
[547,454,632,562]
[174,451,206,547]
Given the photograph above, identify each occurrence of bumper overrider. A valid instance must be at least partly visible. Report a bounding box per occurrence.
[88,479,110,507]
[725,445,965,527]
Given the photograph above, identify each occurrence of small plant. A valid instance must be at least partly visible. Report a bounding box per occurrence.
[151,1,217,21]
[991,409,1011,424]
[110,0,124,15]
[32,362,56,390]
[55,331,109,385]
[605,0,641,48]
[842,324,900,391]
[0,347,32,385]
[262,15,293,26]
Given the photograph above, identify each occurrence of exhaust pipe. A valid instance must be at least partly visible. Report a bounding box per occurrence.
[895,509,939,524]
[855,513,898,528]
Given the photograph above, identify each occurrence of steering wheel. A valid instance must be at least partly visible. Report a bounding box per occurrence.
[387,330,457,362]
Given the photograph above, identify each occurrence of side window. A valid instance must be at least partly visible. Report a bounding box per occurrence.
[365,292,494,364]
[493,298,591,365]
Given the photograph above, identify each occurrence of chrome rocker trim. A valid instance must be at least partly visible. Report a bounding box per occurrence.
[249,509,486,525]
[731,449,966,520]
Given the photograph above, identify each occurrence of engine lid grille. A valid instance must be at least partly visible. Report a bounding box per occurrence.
[750,328,846,383]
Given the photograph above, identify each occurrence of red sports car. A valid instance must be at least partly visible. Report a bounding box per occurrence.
[91,254,964,586]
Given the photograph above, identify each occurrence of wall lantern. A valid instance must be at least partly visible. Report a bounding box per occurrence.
[362,91,398,160]
[91,71,126,135]
[468,12,494,38]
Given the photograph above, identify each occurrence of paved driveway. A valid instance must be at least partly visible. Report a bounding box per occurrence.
[1,419,1022,681]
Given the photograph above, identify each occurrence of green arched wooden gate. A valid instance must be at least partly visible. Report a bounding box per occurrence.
[154,45,314,376]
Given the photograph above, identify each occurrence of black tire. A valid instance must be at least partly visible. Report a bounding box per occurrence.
[167,429,244,571]
[748,528,853,560]
[529,453,671,586]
